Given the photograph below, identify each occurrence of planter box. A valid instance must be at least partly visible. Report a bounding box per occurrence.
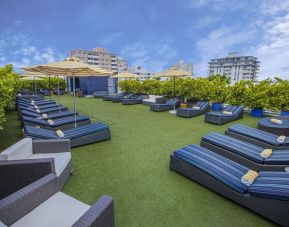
[281,110,289,116]
[251,108,263,117]
[212,103,223,111]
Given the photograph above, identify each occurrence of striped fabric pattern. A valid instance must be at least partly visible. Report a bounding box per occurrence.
[249,172,289,201]
[166,98,180,105]
[207,105,243,117]
[174,144,249,193]
[24,122,109,140]
[259,117,289,129]
[229,124,289,146]
[202,132,289,164]
[22,115,89,127]
[20,106,67,114]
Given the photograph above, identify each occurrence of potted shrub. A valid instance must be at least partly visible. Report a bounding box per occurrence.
[268,78,289,116]
[227,80,249,106]
[142,79,162,95]
[244,80,271,117]
[208,77,228,111]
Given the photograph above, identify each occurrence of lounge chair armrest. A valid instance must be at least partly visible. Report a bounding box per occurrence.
[0,174,58,226]
[72,195,114,227]
[33,139,71,154]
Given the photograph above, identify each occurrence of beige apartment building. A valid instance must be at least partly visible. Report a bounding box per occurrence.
[70,47,128,73]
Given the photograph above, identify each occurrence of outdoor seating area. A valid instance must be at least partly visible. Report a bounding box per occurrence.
[258,116,289,136]
[1,94,289,226]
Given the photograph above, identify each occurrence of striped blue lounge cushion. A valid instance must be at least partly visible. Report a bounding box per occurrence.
[174,144,249,193]
[224,105,243,116]
[167,98,179,105]
[202,132,264,163]
[20,110,40,118]
[202,132,289,165]
[229,124,289,146]
[249,172,289,201]
[196,101,209,110]
[21,106,67,114]
[24,122,109,140]
[22,115,89,127]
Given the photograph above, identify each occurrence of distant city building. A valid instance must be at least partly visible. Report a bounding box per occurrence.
[71,47,128,73]
[208,52,260,84]
[69,47,128,95]
[171,60,194,76]
[128,66,154,81]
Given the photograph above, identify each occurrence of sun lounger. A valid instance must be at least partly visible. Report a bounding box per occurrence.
[122,95,144,105]
[20,110,76,120]
[205,105,243,125]
[103,92,126,101]
[19,106,68,114]
[93,91,109,98]
[258,117,289,136]
[53,89,65,95]
[170,144,289,226]
[19,103,63,111]
[0,173,114,226]
[150,98,180,112]
[22,115,91,131]
[18,99,56,106]
[24,122,111,147]
[0,138,72,190]
[111,93,135,103]
[40,89,51,96]
[201,132,289,171]
[226,124,289,150]
[177,101,210,118]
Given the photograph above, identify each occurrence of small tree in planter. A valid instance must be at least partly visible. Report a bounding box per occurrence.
[194,78,211,101]
[142,79,162,95]
[268,78,289,115]
[176,78,195,102]
[118,80,142,94]
[227,80,249,106]
[244,80,271,117]
[208,77,228,110]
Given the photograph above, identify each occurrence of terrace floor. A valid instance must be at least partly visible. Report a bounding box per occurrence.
[0,95,275,227]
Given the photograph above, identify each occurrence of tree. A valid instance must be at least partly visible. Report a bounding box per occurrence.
[208,74,230,84]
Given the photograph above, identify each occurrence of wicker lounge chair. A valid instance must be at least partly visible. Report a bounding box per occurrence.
[170,144,289,226]
[258,117,289,136]
[24,122,111,147]
[150,98,180,112]
[40,89,51,96]
[205,105,243,125]
[20,110,76,120]
[122,95,144,105]
[111,93,135,103]
[22,115,91,131]
[18,100,56,107]
[226,124,289,150]
[102,92,126,101]
[177,101,210,118]
[201,132,289,171]
[53,89,65,95]
[93,91,109,98]
[142,95,165,106]
[0,138,72,190]
[0,173,114,226]
[19,106,68,115]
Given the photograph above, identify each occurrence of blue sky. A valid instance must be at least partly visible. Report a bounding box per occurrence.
[0,0,289,79]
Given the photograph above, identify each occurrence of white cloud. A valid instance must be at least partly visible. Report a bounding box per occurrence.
[121,39,178,72]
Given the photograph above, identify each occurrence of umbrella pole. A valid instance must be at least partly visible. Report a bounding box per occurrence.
[57,75,61,111]
[34,76,36,95]
[73,73,77,128]
[49,75,51,101]
[173,76,176,111]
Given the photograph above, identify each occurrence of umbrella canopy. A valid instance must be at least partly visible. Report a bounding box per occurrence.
[19,76,44,80]
[21,57,113,127]
[21,57,112,76]
[153,68,190,78]
[111,71,141,79]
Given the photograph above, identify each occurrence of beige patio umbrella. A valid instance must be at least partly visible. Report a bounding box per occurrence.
[153,68,190,97]
[111,71,141,92]
[21,57,113,127]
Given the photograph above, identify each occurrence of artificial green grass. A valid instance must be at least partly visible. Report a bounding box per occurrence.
[1,95,275,227]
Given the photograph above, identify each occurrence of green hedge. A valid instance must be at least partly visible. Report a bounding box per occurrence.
[118,77,289,111]
[0,65,20,129]
[19,77,66,91]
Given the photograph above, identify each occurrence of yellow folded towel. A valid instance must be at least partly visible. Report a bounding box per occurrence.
[271,118,283,124]
[223,111,232,115]
[34,125,41,128]
[192,106,200,110]
[42,114,48,119]
[35,109,40,113]
[277,135,287,143]
[260,149,273,158]
[241,170,259,186]
[34,105,39,109]
[56,130,64,138]
[47,119,55,125]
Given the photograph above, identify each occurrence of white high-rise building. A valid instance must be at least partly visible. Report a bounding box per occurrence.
[208,52,260,84]
[128,66,153,81]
